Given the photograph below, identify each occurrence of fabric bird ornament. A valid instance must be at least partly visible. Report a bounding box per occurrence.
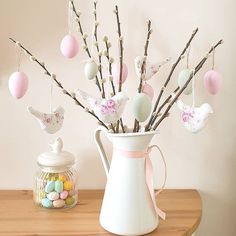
[176,70,213,133]
[76,89,129,124]
[134,56,171,80]
[27,106,64,134]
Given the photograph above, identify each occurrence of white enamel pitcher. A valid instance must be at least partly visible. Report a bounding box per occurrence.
[94,126,167,236]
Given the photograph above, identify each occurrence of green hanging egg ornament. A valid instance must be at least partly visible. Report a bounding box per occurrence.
[177,69,192,95]
[84,59,98,80]
[132,93,152,122]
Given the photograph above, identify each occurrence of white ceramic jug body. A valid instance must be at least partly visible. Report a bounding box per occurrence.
[94,126,159,235]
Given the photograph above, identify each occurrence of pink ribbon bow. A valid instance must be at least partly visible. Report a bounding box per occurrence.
[114,145,167,220]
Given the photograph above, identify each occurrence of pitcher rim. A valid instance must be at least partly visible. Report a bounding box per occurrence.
[107,130,159,138]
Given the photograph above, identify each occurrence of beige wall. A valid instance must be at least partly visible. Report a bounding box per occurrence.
[0,0,235,235]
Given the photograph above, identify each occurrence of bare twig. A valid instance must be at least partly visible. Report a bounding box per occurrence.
[145,28,199,131]
[9,38,109,130]
[71,0,102,93]
[93,1,105,98]
[153,39,223,130]
[133,20,152,132]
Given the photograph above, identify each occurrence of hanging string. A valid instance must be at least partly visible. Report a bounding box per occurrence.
[49,77,53,113]
[16,45,22,72]
[186,45,191,69]
[212,46,215,70]
[68,0,73,35]
[192,69,196,108]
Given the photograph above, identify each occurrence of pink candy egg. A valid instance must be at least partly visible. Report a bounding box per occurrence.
[112,63,128,84]
[142,82,154,100]
[8,72,28,99]
[60,190,69,200]
[203,70,222,95]
[60,34,79,58]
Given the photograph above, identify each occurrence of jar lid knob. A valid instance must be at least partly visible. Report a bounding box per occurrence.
[49,137,63,153]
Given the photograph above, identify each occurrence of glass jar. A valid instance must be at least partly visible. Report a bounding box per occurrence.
[34,138,78,209]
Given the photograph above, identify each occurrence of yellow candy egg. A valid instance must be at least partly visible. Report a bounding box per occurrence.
[65,196,75,206]
[64,181,73,191]
[58,174,67,182]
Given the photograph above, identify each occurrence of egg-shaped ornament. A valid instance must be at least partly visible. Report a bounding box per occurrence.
[177,69,192,95]
[142,82,154,100]
[132,93,152,122]
[60,34,79,59]
[8,71,28,99]
[84,60,98,80]
[203,70,222,95]
[112,63,128,84]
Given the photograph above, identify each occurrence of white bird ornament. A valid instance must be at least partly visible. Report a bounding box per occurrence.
[27,106,64,134]
[134,56,171,80]
[76,89,129,124]
[177,100,213,133]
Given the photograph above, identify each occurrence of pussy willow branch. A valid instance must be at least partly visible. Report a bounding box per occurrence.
[114,5,125,133]
[9,38,109,130]
[93,1,105,98]
[153,39,223,130]
[145,28,199,131]
[133,20,152,132]
[70,0,102,93]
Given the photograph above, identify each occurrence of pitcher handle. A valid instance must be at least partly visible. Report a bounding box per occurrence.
[94,126,110,178]
[148,145,167,196]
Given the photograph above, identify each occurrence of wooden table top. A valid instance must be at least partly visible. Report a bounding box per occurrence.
[0,190,201,236]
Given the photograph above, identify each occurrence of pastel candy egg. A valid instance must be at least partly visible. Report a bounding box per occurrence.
[53,199,65,208]
[64,181,73,191]
[65,196,75,206]
[84,60,98,80]
[203,70,222,95]
[41,198,53,208]
[142,82,154,100]
[47,191,59,201]
[132,93,152,122]
[69,190,76,197]
[177,69,192,95]
[39,190,47,199]
[112,63,128,84]
[58,174,67,182]
[8,72,28,99]
[55,180,63,193]
[60,190,69,200]
[60,34,79,59]
[45,181,55,193]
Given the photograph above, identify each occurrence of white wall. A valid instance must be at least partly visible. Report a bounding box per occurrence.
[0,0,235,235]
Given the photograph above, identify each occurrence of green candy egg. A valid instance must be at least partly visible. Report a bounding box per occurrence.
[45,181,55,193]
[41,198,53,208]
[65,196,75,206]
[84,60,98,80]
[39,190,47,199]
[177,69,192,95]
[132,93,152,122]
[55,180,63,193]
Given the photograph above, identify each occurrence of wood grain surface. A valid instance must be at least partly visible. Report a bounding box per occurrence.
[0,190,201,236]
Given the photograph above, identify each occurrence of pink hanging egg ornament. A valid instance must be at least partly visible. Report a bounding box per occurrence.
[203,70,222,95]
[60,34,79,58]
[142,82,154,100]
[8,71,29,99]
[112,63,128,84]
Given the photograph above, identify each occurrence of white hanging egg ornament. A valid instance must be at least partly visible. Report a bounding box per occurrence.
[84,60,98,80]
[60,34,79,58]
[8,71,28,99]
[112,63,128,84]
[142,82,154,100]
[177,69,192,95]
[132,93,152,122]
[203,70,222,95]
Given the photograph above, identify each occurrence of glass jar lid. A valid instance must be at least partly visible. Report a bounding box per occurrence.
[38,138,75,170]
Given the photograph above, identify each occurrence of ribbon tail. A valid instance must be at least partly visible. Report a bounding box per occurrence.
[146,155,166,220]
